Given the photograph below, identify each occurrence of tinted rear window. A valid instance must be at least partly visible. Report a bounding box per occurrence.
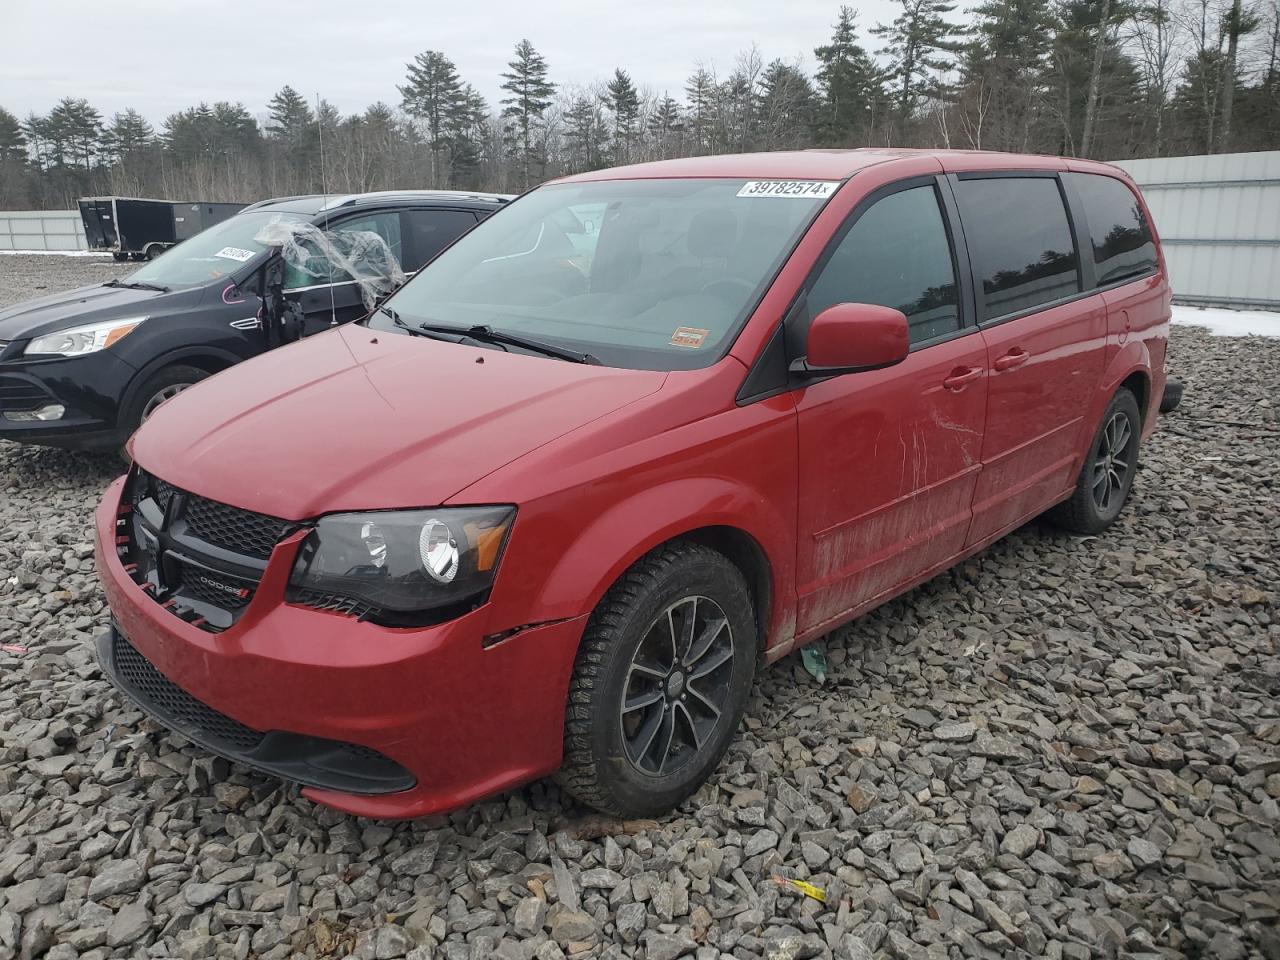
[1066,173,1158,286]
[954,177,1080,319]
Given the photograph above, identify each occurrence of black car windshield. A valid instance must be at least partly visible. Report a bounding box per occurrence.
[127,211,308,288]
[370,178,835,370]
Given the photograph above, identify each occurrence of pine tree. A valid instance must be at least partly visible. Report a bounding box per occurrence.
[872,0,963,122]
[500,39,556,187]
[565,95,609,171]
[45,97,103,170]
[602,68,641,162]
[448,85,491,188]
[957,0,1057,149]
[684,68,715,153]
[647,94,684,157]
[266,85,314,145]
[758,60,820,148]
[102,109,154,164]
[814,7,884,144]
[0,108,26,164]
[399,50,470,183]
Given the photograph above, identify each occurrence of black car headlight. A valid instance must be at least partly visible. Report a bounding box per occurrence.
[287,506,515,624]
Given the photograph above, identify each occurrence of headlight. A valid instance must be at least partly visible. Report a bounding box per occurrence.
[287,506,515,624]
[25,317,147,357]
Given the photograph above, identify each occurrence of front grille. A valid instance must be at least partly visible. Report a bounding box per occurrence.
[0,375,51,412]
[123,469,299,631]
[152,477,176,511]
[179,564,253,610]
[112,632,263,751]
[184,493,293,560]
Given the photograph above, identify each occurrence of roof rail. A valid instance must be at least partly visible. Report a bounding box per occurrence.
[318,189,514,211]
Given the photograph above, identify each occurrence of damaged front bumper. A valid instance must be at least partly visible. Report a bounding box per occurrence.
[93,475,587,819]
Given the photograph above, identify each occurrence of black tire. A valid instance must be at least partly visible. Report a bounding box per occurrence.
[1159,379,1184,414]
[111,251,129,262]
[118,364,209,458]
[1047,388,1142,534]
[557,541,757,817]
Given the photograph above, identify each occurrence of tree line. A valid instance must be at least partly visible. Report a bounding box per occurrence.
[1,0,1277,210]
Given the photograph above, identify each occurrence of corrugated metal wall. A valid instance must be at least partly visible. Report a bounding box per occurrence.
[1111,151,1280,309]
[0,211,89,252]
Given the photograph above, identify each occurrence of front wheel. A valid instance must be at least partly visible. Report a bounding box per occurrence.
[1047,388,1142,534]
[557,541,757,817]
[117,364,209,461]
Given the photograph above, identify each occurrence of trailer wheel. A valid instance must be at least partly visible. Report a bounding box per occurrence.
[144,243,166,260]
[112,251,129,262]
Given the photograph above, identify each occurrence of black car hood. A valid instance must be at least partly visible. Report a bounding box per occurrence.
[0,283,181,342]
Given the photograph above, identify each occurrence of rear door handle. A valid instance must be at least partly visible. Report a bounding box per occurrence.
[943,366,984,390]
[994,348,1030,371]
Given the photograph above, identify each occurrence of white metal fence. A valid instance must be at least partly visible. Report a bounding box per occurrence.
[0,210,90,252]
[1111,151,1280,310]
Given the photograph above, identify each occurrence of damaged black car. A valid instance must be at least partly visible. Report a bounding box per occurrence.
[0,190,508,453]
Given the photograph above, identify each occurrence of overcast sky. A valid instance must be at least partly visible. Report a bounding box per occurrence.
[4,0,920,127]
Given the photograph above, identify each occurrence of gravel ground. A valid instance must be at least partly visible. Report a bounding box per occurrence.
[1,253,1278,960]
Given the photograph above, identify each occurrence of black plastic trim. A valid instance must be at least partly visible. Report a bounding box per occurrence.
[99,627,416,796]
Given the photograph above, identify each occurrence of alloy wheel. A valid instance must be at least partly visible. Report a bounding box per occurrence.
[141,383,192,421]
[1090,411,1133,512]
[620,595,735,777]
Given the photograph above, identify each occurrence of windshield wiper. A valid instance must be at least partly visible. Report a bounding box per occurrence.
[105,279,169,293]
[376,304,407,329]
[412,321,600,365]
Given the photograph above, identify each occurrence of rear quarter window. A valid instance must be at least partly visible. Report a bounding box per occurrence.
[1066,173,1158,286]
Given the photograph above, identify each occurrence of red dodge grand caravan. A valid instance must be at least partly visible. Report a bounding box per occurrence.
[95,150,1169,819]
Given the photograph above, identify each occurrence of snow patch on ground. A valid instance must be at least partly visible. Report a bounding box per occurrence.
[1172,304,1280,338]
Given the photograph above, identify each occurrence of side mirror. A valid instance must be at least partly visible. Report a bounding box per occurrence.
[795,302,910,377]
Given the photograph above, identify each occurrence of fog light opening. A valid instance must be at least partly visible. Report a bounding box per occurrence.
[3,403,66,422]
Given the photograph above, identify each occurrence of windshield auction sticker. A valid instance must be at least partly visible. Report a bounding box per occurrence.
[671,326,710,348]
[737,180,839,199]
[214,246,257,262]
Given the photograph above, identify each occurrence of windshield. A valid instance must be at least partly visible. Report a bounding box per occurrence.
[127,211,309,288]
[371,178,833,370]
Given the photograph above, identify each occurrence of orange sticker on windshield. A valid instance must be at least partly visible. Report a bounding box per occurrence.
[671,326,710,348]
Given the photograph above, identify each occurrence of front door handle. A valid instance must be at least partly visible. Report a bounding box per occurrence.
[943,366,984,390]
[994,348,1030,371]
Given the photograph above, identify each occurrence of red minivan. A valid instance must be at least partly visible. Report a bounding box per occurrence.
[94,150,1169,819]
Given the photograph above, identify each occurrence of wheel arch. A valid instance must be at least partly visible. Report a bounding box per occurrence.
[511,478,794,656]
[121,346,243,412]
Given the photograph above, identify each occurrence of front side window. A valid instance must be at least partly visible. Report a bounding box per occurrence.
[127,211,307,288]
[806,184,960,344]
[1066,173,1157,286]
[954,177,1081,320]
[285,211,404,289]
[372,179,833,371]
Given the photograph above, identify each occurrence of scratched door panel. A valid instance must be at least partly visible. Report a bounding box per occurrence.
[968,295,1109,543]
[794,334,988,636]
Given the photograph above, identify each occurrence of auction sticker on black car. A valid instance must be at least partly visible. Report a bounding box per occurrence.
[737,181,839,198]
[215,246,257,262]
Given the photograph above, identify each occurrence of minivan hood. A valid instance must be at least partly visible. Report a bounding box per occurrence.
[131,325,668,519]
[0,282,167,342]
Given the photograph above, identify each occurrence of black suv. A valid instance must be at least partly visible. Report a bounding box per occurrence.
[0,190,509,452]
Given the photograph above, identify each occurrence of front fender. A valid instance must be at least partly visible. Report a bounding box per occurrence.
[491,476,798,654]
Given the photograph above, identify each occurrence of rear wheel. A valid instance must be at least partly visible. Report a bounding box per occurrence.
[557,541,757,817]
[1047,388,1142,534]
